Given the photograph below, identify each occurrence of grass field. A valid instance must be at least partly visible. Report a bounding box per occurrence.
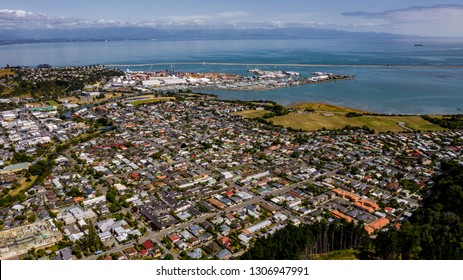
[98,92,122,102]
[271,112,445,133]
[230,103,445,133]
[58,96,86,105]
[310,249,359,260]
[130,97,175,106]
[47,100,60,106]
[90,92,123,103]
[10,176,38,196]
[0,68,15,76]
[233,110,271,119]
[135,94,158,99]
[291,102,369,113]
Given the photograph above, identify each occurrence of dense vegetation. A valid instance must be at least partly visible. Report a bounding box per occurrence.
[262,104,289,118]
[240,220,368,260]
[374,160,463,259]
[346,112,363,118]
[241,161,463,260]
[422,115,463,129]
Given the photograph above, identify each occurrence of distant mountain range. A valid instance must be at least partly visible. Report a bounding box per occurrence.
[0,27,400,45]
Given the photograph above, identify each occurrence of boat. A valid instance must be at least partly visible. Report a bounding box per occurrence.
[283,71,300,76]
[248,68,262,73]
[414,44,424,47]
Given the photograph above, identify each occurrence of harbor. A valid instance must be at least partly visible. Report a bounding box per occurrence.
[107,67,355,93]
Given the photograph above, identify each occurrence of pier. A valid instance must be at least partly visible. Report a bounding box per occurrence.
[108,68,355,92]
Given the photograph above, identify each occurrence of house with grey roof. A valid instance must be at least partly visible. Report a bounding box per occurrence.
[186,248,202,259]
[58,247,73,260]
[217,249,232,260]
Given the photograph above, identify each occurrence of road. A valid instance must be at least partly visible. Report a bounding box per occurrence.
[83,157,377,260]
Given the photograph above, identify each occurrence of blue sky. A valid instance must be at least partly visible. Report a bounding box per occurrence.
[1,0,462,36]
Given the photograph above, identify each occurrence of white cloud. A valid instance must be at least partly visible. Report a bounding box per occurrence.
[216,11,248,18]
[0,9,88,29]
[343,4,463,36]
[0,9,332,30]
[1,6,462,37]
[343,4,463,20]
[161,11,249,25]
[0,9,253,29]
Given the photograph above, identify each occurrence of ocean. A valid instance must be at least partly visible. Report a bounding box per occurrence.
[1,37,463,114]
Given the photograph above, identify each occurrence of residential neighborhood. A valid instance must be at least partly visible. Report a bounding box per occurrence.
[1,67,462,260]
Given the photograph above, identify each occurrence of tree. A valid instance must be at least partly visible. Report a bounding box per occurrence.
[27,214,36,223]
[121,200,129,208]
[72,243,82,259]
[291,151,301,158]
[162,236,173,249]
[346,112,363,118]
[68,187,82,198]
[241,221,368,260]
[37,249,46,258]
[15,214,27,221]
[163,254,174,260]
[109,203,122,213]
[28,160,53,176]
[374,160,463,260]
[78,224,104,254]
[105,187,117,203]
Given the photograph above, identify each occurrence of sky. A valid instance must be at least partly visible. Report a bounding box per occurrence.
[0,0,462,37]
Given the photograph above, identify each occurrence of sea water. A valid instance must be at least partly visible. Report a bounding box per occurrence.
[1,37,462,114]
